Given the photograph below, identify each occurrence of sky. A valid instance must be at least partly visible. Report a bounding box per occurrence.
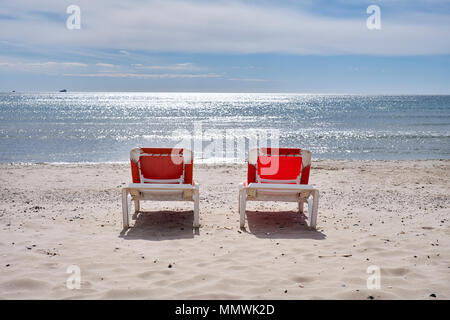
[0,0,450,93]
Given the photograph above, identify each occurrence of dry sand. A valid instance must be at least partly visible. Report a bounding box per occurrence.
[0,160,449,299]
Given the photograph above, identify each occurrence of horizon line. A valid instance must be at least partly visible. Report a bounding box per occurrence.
[2,91,450,96]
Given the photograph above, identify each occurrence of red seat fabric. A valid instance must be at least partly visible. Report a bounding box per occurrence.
[130,148,194,185]
[139,155,184,181]
[247,148,310,185]
[257,155,302,182]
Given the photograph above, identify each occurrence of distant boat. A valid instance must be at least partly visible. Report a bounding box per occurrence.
[59,89,67,92]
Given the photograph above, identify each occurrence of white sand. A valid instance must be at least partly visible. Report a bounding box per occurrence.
[0,160,449,299]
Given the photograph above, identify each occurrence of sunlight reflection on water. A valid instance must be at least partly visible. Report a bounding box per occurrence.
[0,92,449,162]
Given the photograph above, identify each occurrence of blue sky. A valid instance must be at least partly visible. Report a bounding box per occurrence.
[1,0,450,93]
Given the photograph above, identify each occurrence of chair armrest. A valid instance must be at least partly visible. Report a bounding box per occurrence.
[246,183,317,191]
[127,183,195,190]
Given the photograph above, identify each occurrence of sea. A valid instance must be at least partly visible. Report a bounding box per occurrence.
[0,92,449,163]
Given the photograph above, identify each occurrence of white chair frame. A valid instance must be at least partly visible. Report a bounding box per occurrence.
[238,182,319,229]
[122,150,199,229]
[239,149,319,229]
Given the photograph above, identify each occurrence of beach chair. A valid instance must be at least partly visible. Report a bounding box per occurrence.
[122,147,199,229]
[238,148,319,229]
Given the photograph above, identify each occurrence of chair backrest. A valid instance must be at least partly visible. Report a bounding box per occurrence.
[257,155,302,184]
[130,148,193,184]
[247,148,311,185]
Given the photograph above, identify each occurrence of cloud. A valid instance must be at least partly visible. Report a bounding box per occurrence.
[95,63,117,68]
[0,0,449,55]
[63,72,221,79]
[0,59,213,79]
[0,61,87,68]
[228,78,268,82]
[0,61,88,72]
[132,63,197,70]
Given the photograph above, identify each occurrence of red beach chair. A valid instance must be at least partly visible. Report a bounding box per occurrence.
[238,148,319,229]
[122,147,199,229]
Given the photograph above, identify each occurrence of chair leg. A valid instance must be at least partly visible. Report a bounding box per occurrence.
[134,199,140,213]
[310,190,319,229]
[307,197,313,222]
[238,189,241,213]
[122,189,129,229]
[239,188,246,228]
[193,185,200,228]
[298,201,304,213]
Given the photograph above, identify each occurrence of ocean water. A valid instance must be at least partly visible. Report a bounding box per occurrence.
[0,92,449,163]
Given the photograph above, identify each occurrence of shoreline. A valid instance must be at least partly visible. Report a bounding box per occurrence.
[1,158,450,166]
[0,160,449,299]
